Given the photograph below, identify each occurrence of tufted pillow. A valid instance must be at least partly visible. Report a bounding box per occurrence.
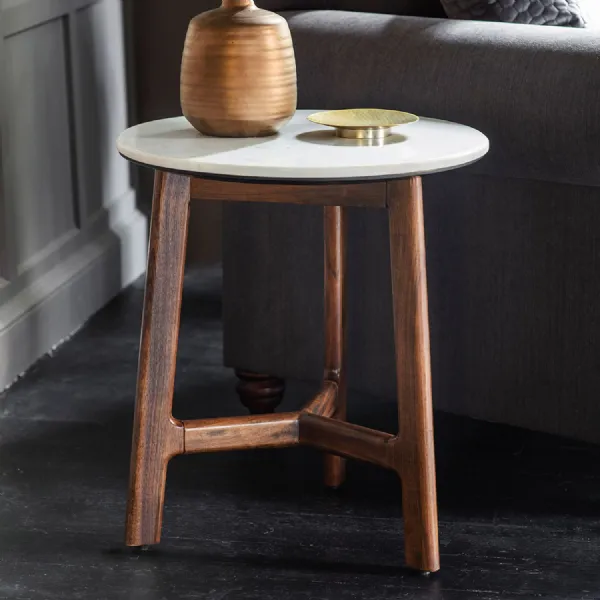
[440,0,586,26]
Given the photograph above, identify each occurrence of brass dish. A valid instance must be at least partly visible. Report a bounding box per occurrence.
[308,109,419,140]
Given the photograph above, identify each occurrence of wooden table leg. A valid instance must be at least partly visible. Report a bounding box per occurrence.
[323,206,347,488]
[125,171,190,547]
[388,177,440,572]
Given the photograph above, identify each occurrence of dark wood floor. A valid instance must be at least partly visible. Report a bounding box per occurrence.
[1,268,599,599]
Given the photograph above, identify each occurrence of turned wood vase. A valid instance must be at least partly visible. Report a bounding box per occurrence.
[181,0,297,138]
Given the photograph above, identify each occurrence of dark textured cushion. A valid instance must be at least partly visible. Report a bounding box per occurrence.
[440,0,586,26]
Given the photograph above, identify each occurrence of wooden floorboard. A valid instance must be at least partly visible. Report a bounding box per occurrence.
[0,267,599,599]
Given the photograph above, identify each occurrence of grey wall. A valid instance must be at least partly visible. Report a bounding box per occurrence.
[0,0,147,389]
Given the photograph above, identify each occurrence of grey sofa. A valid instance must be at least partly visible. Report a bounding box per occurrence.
[220,2,600,443]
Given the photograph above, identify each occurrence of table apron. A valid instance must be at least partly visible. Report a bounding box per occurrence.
[190,177,389,208]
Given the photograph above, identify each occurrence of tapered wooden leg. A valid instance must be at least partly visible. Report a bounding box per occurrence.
[323,206,347,488]
[235,370,285,414]
[388,177,440,572]
[125,171,190,547]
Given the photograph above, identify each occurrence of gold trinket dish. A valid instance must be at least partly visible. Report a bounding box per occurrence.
[308,109,419,140]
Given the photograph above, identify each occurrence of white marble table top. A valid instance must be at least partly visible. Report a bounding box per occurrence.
[117,110,489,182]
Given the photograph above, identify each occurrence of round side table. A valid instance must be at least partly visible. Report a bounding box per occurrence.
[117,110,489,573]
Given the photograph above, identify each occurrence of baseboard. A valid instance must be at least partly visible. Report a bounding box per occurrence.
[0,193,147,390]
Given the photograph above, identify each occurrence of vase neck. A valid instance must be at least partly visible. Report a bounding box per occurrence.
[221,0,255,8]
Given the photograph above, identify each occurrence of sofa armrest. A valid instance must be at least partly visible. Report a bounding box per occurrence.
[284,11,600,186]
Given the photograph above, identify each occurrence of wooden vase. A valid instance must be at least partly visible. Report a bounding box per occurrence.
[181,0,297,138]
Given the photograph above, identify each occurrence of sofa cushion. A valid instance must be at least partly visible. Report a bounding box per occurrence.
[440,0,585,26]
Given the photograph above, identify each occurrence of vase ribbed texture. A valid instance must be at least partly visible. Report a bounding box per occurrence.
[181,1,297,137]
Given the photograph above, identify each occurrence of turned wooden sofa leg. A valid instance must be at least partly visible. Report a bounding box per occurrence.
[235,370,286,415]
[125,171,190,547]
[388,177,440,573]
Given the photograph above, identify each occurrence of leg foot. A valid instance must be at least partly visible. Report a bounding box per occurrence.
[235,370,285,414]
[125,171,190,547]
[324,455,346,489]
[388,177,440,573]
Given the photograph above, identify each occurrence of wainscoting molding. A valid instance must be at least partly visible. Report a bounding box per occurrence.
[0,0,147,390]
